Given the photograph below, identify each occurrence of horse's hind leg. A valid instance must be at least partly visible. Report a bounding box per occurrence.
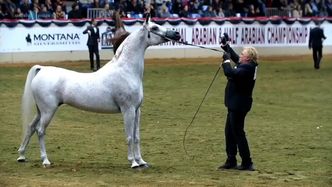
[17,114,40,162]
[133,108,147,167]
[36,110,56,167]
[122,107,139,168]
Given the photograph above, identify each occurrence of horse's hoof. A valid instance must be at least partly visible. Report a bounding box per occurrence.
[131,161,140,168]
[43,164,51,168]
[17,156,26,162]
[132,164,149,171]
[42,159,51,168]
[139,163,149,168]
[131,164,140,169]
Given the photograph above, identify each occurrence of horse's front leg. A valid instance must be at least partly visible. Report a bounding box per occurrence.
[122,107,139,168]
[17,115,40,162]
[133,108,148,167]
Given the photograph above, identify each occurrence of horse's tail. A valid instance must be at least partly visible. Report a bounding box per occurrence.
[21,65,41,137]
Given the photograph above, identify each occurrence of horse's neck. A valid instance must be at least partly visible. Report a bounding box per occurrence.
[114,30,147,78]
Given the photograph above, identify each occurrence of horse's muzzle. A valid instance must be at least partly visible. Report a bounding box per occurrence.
[166,31,181,41]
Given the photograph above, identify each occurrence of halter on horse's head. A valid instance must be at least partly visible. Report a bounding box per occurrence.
[142,14,181,45]
[113,13,181,59]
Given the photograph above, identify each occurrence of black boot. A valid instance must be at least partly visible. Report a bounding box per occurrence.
[218,158,237,170]
[237,160,255,171]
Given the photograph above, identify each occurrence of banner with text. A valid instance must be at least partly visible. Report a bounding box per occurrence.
[0,21,331,53]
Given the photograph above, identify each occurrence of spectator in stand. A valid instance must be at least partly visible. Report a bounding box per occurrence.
[308,0,319,16]
[54,0,66,14]
[327,0,332,16]
[19,0,32,15]
[154,0,163,16]
[188,0,201,15]
[14,7,27,19]
[171,0,182,16]
[234,0,247,17]
[247,4,258,17]
[256,0,266,16]
[126,0,143,18]
[103,3,114,18]
[0,0,9,19]
[38,4,53,19]
[314,0,324,16]
[272,0,289,11]
[158,2,170,18]
[266,0,273,7]
[304,1,314,16]
[100,0,115,10]
[28,5,38,19]
[215,7,225,17]
[224,1,236,17]
[68,2,82,19]
[212,0,223,9]
[0,10,5,19]
[53,4,65,19]
[44,0,53,13]
[202,5,216,17]
[4,0,16,19]
[92,0,100,8]
[290,0,302,18]
[179,4,190,18]
[144,2,156,17]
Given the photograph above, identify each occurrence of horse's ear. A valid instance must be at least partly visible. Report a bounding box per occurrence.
[144,13,150,25]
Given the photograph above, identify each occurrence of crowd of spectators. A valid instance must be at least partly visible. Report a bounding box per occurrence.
[0,0,331,20]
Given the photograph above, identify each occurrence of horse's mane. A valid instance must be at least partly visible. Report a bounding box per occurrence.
[112,11,125,31]
[111,11,130,54]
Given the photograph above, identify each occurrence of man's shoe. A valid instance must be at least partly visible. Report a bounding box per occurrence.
[218,161,237,170]
[237,163,255,171]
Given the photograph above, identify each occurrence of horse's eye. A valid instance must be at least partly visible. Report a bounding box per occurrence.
[151,26,158,31]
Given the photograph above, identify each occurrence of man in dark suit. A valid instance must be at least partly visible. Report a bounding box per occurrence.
[309,21,327,69]
[218,33,258,171]
[83,18,100,71]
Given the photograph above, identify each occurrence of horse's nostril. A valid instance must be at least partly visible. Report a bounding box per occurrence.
[175,33,181,40]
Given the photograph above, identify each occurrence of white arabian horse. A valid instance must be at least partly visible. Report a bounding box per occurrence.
[17,15,181,168]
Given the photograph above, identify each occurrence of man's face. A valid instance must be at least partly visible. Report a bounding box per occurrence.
[239,49,250,64]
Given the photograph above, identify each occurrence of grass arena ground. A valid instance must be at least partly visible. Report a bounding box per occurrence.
[0,55,331,186]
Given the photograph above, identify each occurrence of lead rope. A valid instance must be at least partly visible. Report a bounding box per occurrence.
[182,66,221,157]
[149,29,225,157]
[162,35,225,157]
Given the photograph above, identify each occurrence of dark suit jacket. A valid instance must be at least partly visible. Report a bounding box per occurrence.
[309,27,326,49]
[222,48,258,112]
[83,25,100,46]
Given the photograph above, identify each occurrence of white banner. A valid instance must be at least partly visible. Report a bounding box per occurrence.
[0,25,86,52]
[0,21,331,53]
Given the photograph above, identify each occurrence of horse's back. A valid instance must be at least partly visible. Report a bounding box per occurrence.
[29,65,139,113]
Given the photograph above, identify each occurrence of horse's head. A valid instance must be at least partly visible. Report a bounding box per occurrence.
[143,14,181,46]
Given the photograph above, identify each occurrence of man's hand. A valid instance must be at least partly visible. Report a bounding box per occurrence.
[223,52,230,61]
[220,52,231,67]
[220,33,231,53]
[220,33,231,47]
[221,33,230,45]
